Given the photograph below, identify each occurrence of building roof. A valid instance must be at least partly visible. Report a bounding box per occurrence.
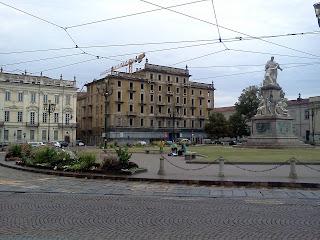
[214,106,235,113]
[139,63,190,77]
[287,98,309,106]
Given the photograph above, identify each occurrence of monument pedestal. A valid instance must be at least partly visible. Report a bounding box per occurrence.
[246,115,308,148]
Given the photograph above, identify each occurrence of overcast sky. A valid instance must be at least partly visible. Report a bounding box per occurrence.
[0,0,319,106]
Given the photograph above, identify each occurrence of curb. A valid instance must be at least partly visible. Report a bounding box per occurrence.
[1,161,319,189]
[186,161,320,165]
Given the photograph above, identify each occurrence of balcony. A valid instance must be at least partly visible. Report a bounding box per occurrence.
[166,91,173,95]
[127,88,136,92]
[198,95,205,99]
[127,111,137,116]
[25,122,39,127]
[156,101,165,106]
[58,123,77,128]
[0,121,4,127]
[166,81,173,85]
[139,101,147,105]
[198,115,206,119]
[115,99,124,103]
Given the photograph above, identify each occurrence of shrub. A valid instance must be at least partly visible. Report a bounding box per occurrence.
[21,144,32,157]
[115,146,132,168]
[7,144,22,158]
[68,152,96,171]
[100,154,119,170]
[33,146,58,165]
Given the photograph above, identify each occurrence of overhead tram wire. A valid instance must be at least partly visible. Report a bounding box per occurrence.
[1,53,85,67]
[194,62,320,80]
[0,30,319,55]
[64,0,210,29]
[140,0,320,59]
[211,0,228,50]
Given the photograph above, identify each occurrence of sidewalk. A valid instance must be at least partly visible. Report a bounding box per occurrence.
[1,153,320,188]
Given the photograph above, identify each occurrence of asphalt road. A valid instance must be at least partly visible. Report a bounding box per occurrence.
[1,166,320,240]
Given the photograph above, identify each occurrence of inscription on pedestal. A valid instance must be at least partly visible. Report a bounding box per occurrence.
[256,123,271,134]
[277,121,292,136]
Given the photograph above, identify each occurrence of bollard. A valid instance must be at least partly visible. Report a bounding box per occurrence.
[218,156,225,178]
[158,157,165,175]
[289,157,298,179]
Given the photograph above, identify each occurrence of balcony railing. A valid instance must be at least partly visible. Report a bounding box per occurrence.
[127,111,137,116]
[58,123,77,128]
[25,122,39,127]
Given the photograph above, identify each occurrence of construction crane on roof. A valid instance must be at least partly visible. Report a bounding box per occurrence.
[100,53,145,76]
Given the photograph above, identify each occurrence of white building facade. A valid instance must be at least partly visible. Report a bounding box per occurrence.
[0,71,77,145]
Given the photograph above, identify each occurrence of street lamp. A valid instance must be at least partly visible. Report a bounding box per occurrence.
[314,2,320,27]
[97,81,113,148]
[43,100,55,142]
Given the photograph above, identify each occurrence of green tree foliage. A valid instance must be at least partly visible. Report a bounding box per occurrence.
[204,112,229,139]
[115,146,132,168]
[235,85,260,120]
[228,113,250,139]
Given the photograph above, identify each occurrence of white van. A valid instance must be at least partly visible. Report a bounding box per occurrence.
[27,142,45,147]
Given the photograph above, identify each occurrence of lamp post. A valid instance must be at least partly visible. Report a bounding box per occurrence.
[314,2,320,27]
[43,100,55,143]
[97,80,113,148]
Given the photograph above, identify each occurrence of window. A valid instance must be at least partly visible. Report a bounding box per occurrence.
[183,78,186,83]
[200,99,202,106]
[176,88,179,94]
[30,130,35,141]
[5,91,11,101]
[200,90,202,95]
[117,91,121,100]
[200,109,202,116]
[158,75,161,81]
[130,82,133,89]
[305,110,310,120]
[158,106,162,114]
[118,81,121,87]
[31,92,36,103]
[176,77,179,83]
[141,83,144,90]
[207,91,210,97]
[140,119,144,127]
[191,89,194,95]
[30,112,35,124]
[184,108,187,115]
[192,120,194,128]
[168,96,171,103]
[150,95,154,102]
[150,119,154,127]
[150,106,154,114]
[66,95,71,105]
[167,76,170,81]
[4,130,9,141]
[54,113,59,123]
[150,73,153,80]
[158,121,162,127]
[140,105,144,114]
[184,98,187,105]
[176,121,179,127]
[17,130,22,140]
[183,120,186,128]
[4,111,9,122]
[55,95,59,104]
[191,99,194,106]
[158,95,162,102]
[117,104,121,112]
[192,109,194,116]
[158,85,162,91]
[140,93,144,102]
[176,97,180,104]
[129,105,133,112]
[42,112,47,123]
[151,84,154,91]
[167,86,171,92]
[42,130,47,141]
[18,92,23,102]
[54,130,58,141]
[17,111,23,122]
[65,113,70,125]
[168,108,171,114]
[129,118,133,126]
[129,92,133,100]
[183,88,186,94]
[43,94,48,103]
[200,120,203,128]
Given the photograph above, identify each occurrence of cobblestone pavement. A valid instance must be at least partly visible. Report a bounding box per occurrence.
[1,166,320,239]
[1,192,320,240]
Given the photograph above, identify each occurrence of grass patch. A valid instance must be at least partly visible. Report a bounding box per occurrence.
[187,146,320,163]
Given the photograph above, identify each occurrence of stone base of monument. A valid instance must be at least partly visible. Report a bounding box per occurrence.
[242,115,311,148]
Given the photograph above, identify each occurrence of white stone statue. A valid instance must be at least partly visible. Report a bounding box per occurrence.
[256,96,267,115]
[263,56,282,86]
[275,98,289,116]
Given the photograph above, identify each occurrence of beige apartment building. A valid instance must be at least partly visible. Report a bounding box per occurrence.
[77,62,215,145]
[0,70,77,145]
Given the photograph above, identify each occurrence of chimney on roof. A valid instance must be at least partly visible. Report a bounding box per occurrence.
[60,74,63,80]
[297,93,302,101]
[40,72,43,76]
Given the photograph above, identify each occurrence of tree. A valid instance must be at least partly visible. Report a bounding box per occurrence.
[235,85,260,120]
[228,113,250,139]
[204,112,229,139]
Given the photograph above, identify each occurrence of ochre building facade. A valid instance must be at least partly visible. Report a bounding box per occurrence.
[77,62,215,145]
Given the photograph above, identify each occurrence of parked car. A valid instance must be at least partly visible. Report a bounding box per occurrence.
[76,140,85,146]
[213,140,223,145]
[137,140,147,146]
[28,142,45,147]
[58,141,69,148]
[178,138,191,145]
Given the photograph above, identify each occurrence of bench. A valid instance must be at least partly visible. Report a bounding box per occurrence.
[184,152,196,160]
[145,149,161,154]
